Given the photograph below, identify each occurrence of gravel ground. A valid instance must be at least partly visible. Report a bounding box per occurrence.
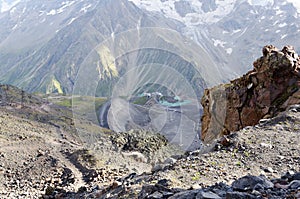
[0,98,299,198]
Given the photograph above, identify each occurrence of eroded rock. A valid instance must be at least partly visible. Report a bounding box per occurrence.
[201,45,300,143]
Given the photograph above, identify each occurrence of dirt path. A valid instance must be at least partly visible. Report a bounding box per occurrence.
[44,127,87,192]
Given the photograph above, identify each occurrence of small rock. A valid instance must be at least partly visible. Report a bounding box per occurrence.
[226,191,257,199]
[260,143,272,148]
[45,186,55,195]
[292,173,300,180]
[251,190,261,196]
[232,175,273,191]
[77,186,87,193]
[253,183,264,191]
[212,188,227,197]
[277,155,285,160]
[157,179,171,187]
[171,154,183,160]
[37,150,45,157]
[196,191,221,199]
[148,191,163,199]
[263,167,274,173]
[274,183,288,189]
[288,180,300,189]
[288,104,300,112]
[219,136,231,146]
[191,183,202,190]
[111,181,122,189]
[151,164,164,172]
[169,190,199,199]
[121,151,147,163]
[282,171,295,180]
[164,157,177,165]
[161,191,174,197]
[259,118,270,125]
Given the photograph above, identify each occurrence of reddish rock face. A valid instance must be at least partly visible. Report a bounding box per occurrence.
[201,45,300,143]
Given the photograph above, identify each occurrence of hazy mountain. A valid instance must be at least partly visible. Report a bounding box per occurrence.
[130,0,300,76]
[0,0,222,97]
[0,0,299,95]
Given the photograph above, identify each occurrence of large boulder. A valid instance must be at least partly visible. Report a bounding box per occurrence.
[201,45,300,143]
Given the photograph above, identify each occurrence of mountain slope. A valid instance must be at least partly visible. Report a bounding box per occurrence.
[0,0,222,96]
[1,0,299,95]
[130,0,300,77]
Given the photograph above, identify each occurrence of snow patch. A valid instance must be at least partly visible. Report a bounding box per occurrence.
[275,9,284,15]
[111,32,115,41]
[212,38,226,48]
[80,4,91,13]
[226,48,233,54]
[281,34,287,39]
[1,0,21,13]
[47,9,56,15]
[57,1,75,14]
[278,23,287,28]
[247,0,274,6]
[12,24,18,30]
[232,29,242,34]
[10,7,16,13]
[276,10,283,15]
[46,1,75,15]
[39,11,45,16]
[67,17,77,25]
[273,20,279,25]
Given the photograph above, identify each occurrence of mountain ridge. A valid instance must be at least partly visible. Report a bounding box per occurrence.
[1,0,217,96]
[1,0,300,94]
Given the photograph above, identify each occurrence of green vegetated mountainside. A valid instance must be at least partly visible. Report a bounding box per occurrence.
[0,0,223,97]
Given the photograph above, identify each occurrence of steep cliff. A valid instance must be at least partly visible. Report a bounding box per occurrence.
[201,45,300,143]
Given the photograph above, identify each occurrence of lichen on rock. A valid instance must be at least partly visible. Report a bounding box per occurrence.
[201,45,300,143]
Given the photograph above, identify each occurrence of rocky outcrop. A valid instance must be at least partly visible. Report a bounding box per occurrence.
[110,129,168,157]
[201,45,300,143]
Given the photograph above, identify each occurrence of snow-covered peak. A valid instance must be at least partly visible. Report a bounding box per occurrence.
[129,0,238,25]
[129,0,300,25]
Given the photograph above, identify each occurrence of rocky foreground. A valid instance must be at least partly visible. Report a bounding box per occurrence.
[0,46,300,199]
[40,104,299,199]
[1,95,299,198]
